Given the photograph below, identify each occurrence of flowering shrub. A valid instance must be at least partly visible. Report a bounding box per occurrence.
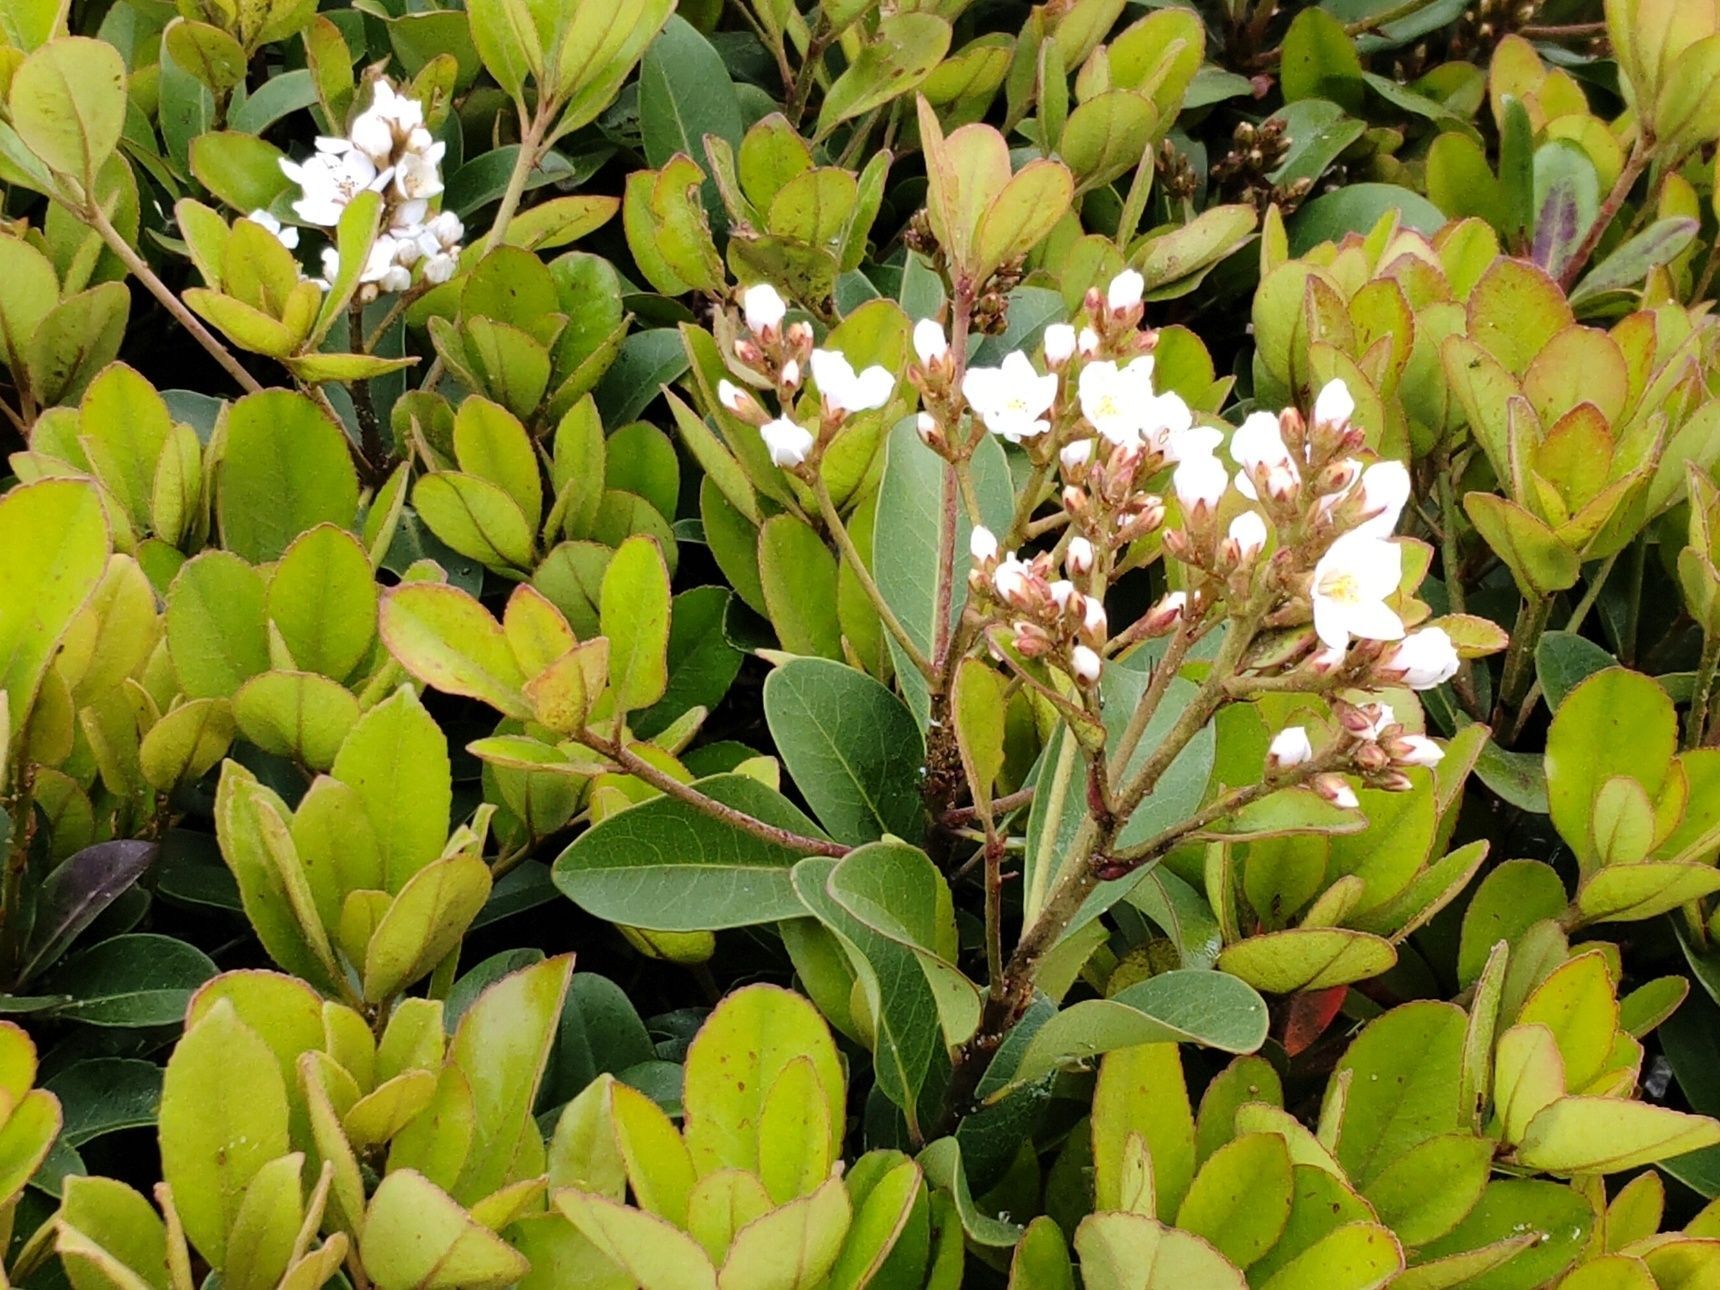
[8,0,1720,1286]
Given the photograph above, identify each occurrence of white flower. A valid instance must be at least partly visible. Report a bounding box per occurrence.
[1071,644,1102,685]
[1314,378,1355,427]
[1231,410,1299,501]
[393,145,446,202]
[1147,394,1199,458]
[759,417,814,467]
[1354,460,1411,539]
[1228,510,1268,561]
[1171,452,1230,514]
[913,318,948,365]
[962,351,1058,443]
[970,526,998,563]
[993,554,1033,604]
[1067,535,1094,574]
[1381,626,1460,690]
[1078,357,1156,447]
[1310,531,1404,649]
[422,250,459,284]
[1107,269,1144,312]
[280,143,385,226]
[809,349,893,415]
[1078,327,1101,357]
[243,209,298,251]
[1396,735,1444,767]
[1043,323,1077,365]
[1061,439,1095,472]
[349,82,425,163]
[1268,726,1313,769]
[743,283,787,334]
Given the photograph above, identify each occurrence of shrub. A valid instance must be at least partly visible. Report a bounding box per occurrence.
[4,0,1720,1286]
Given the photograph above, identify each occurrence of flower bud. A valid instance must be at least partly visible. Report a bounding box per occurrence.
[786,320,815,350]
[970,525,998,564]
[1082,595,1108,642]
[1267,726,1313,770]
[1063,485,1088,515]
[1048,579,1077,613]
[1061,439,1095,475]
[993,555,1034,607]
[913,317,948,366]
[781,359,802,390]
[743,283,787,336]
[760,417,814,468]
[1078,326,1101,357]
[1066,535,1095,575]
[917,411,942,448]
[1313,773,1360,809]
[1227,510,1268,563]
[1071,643,1102,685]
[718,379,765,425]
[1107,269,1145,313]
[1390,734,1444,768]
[1378,626,1459,690]
[1374,770,1416,793]
[1313,378,1355,428]
[1141,590,1187,636]
[1013,620,1052,657]
[1043,323,1077,366]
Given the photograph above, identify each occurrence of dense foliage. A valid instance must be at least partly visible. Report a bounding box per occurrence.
[9,0,1720,1285]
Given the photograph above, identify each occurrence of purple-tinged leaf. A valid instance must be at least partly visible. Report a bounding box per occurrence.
[17,840,156,986]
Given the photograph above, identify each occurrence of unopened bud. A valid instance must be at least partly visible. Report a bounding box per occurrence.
[1043,323,1077,367]
[1071,643,1102,685]
[1374,770,1415,793]
[1063,485,1088,515]
[1061,439,1095,476]
[1081,595,1107,643]
[781,359,802,390]
[1067,535,1095,575]
[1390,734,1444,768]
[1013,621,1052,657]
[734,338,763,368]
[1313,773,1360,810]
[970,525,998,563]
[1141,591,1187,636]
[917,411,942,447]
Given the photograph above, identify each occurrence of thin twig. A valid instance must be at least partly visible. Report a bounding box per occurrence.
[1559,140,1651,292]
[590,734,848,858]
[88,200,262,394]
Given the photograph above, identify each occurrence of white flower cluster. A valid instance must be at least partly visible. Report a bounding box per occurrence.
[263,82,464,301]
[719,285,896,470]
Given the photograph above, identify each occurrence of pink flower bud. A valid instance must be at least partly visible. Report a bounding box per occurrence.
[1071,643,1102,685]
[1314,773,1359,809]
[1066,535,1095,575]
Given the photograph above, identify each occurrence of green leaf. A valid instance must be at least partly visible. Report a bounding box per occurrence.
[634,587,743,740]
[1545,668,1677,874]
[378,582,530,720]
[166,552,270,700]
[217,391,360,563]
[763,657,925,845]
[1289,184,1447,254]
[1518,1098,1720,1174]
[447,953,573,1203]
[758,514,843,660]
[600,534,672,715]
[793,845,976,1136]
[39,933,216,1026]
[999,971,1270,1096]
[554,773,829,930]
[362,1170,530,1290]
[639,15,742,222]
[1361,1133,1492,1245]
[874,417,1013,723]
[363,853,493,1002]
[1073,1212,1245,1290]
[159,999,290,1266]
[0,478,108,739]
[267,524,377,683]
[412,472,537,572]
[1175,1133,1293,1269]
[817,15,951,136]
[1216,929,1398,995]
[1457,859,1566,988]
[331,686,452,892]
[682,984,845,1181]
[1256,1222,1403,1290]
[556,1189,717,1290]
[1280,14,1365,112]
[1094,1043,1194,1219]
[464,0,541,99]
[1330,1001,1467,1185]
[1414,1178,1592,1289]
[8,36,126,183]
[1535,631,1614,711]
[232,670,361,770]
